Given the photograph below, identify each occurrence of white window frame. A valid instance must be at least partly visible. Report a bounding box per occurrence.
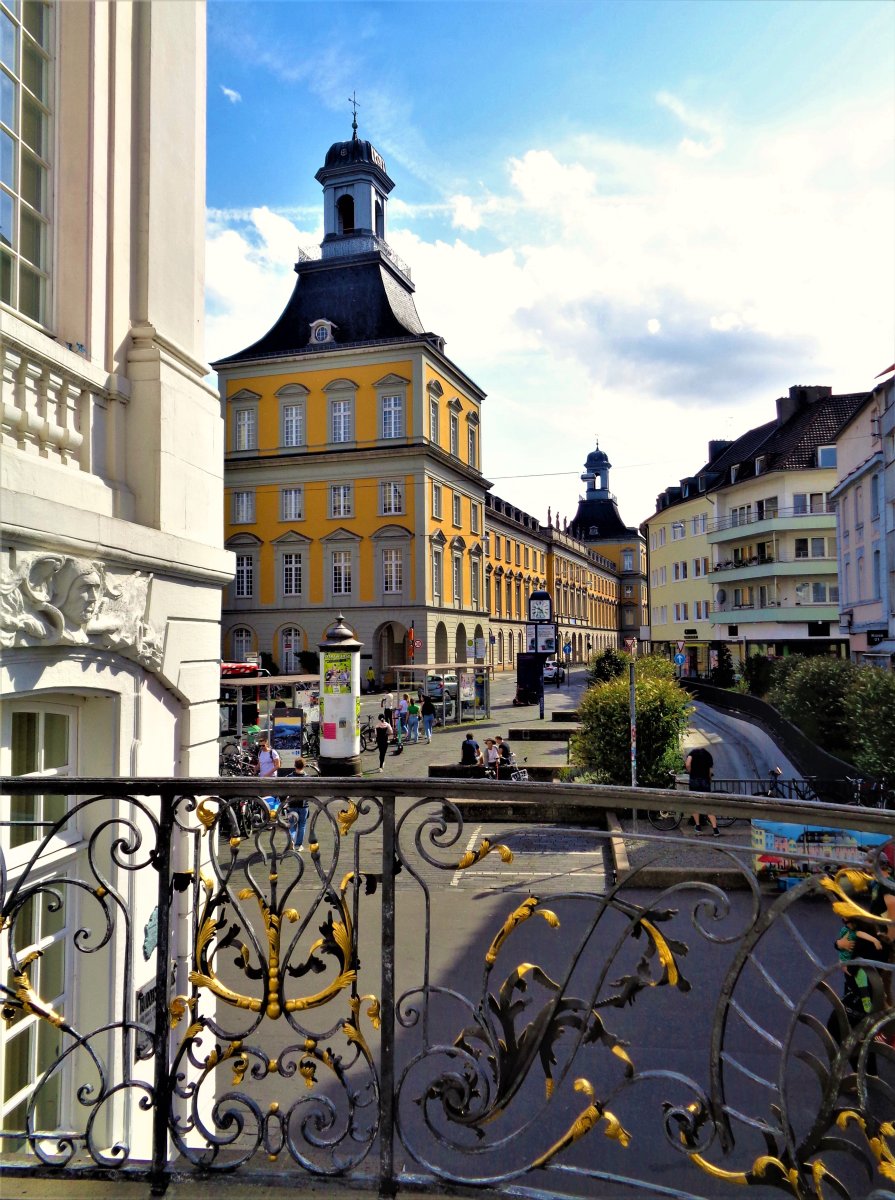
[330,398,353,444]
[282,551,303,597]
[432,482,443,520]
[281,486,303,522]
[234,407,257,451]
[282,401,305,448]
[332,549,352,596]
[429,397,440,443]
[232,489,255,524]
[235,553,254,598]
[330,483,353,519]
[231,626,254,661]
[452,492,462,527]
[432,548,443,603]
[2,702,79,861]
[452,554,463,607]
[467,424,478,468]
[380,480,404,516]
[449,413,459,457]
[381,393,404,439]
[382,548,403,594]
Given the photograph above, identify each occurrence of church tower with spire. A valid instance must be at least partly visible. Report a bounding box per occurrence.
[569,439,648,643]
[213,115,489,683]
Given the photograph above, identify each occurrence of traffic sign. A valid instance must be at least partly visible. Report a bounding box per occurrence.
[674,653,686,665]
[676,640,685,651]
[414,638,422,649]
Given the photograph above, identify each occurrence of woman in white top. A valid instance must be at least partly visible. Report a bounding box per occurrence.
[484,738,500,772]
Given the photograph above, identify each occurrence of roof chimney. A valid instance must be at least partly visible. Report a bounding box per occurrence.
[707,439,731,463]
[777,384,832,425]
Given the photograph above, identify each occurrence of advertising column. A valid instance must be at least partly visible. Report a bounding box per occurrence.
[318,614,362,777]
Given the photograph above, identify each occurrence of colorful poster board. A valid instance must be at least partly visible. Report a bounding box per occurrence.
[322,651,352,694]
[752,820,892,879]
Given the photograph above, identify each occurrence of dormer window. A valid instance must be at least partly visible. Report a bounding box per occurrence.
[309,319,336,346]
[755,456,767,475]
[730,464,740,483]
[817,445,836,468]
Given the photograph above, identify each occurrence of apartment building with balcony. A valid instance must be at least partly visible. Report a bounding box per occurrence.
[644,386,868,668]
[831,371,894,666]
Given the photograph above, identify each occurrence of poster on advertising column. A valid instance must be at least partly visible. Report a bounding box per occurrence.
[322,651,352,694]
[536,625,557,654]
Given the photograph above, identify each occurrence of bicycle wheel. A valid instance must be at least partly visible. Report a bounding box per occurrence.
[715,813,739,827]
[360,731,369,753]
[242,798,271,835]
[648,809,682,831]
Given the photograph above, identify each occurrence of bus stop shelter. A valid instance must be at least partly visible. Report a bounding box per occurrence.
[391,662,492,723]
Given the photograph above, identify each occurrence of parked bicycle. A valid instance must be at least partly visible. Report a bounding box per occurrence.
[647,807,738,832]
[219,743,257,776]
[359,715,379,753]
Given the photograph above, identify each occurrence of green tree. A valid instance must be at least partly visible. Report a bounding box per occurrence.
[768,655,857,762]
[843,667,895,777]
[572,675,692,786]
[710,642,736,688]
[742,653,774,696]
[636,654,678,682]
[588,647,628,685]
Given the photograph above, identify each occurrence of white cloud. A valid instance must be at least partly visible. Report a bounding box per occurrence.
[205,93,893,526]
[220,85,242,104]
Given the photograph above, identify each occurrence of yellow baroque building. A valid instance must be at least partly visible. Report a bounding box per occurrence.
[214,126,489,677]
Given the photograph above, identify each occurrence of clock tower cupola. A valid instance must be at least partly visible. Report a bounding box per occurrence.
[316,104,394,259]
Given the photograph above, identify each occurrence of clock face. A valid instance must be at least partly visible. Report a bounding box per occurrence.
[530,598,551,621]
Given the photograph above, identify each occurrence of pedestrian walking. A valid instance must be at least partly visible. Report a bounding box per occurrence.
[381,690,395,733]
[407,695,421,743]
[375,714,391,771]
[421,695,436,742]
[255,735,281,779]
[365,666,376,694]
[396,694,410,739]
[286,757,309,849]
[685,746,718,835]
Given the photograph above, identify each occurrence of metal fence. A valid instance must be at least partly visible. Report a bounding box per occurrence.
[1,778,894,1199]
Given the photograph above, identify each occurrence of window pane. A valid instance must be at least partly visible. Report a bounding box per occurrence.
[42,792,66,826]
[0,12,16,72]
[12,896,35,952]
[10,794,36,847]
[22,41,45,103]
[18,259,41,320]
[19,205,42,266]
[23,2,49,49]
[43,713,69,769]
[11,711,38,772]
[4,1024,34,1104]
[38,938,64,1000]
[1,70,14,132]
[0,183,14,244]
[21,93,44,155]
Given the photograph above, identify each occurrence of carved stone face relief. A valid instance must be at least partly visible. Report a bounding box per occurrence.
[0,552,163,670]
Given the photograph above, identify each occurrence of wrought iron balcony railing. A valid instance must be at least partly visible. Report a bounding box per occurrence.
[1,777,893,1199]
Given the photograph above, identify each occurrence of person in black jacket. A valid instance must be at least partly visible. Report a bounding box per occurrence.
[685,745,718,835]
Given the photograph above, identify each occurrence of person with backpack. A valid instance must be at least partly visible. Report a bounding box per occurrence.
[420,694,436,743]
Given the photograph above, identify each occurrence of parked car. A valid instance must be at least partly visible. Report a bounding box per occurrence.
[543,660,565,682]
[425,672,458,698]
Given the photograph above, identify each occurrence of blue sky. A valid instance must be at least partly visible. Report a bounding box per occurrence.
[205,0,895,527]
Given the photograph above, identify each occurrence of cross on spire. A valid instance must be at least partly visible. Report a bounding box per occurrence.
[349,91,360,138]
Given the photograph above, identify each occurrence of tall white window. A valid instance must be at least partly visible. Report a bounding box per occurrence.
[6,706,74,849]
[432,482,442,519]
[332,550,352,595]
[471,503,480,534]
[452,555,462,606]
[282,486,303,521]
[234,408,257,450]
[671,521,685,540]
[281,627,300,673]
[331,399,352,443]
[382,548,402,593]
[380,480,403,515]
[0,0,52,322]
[449,413,459,457]
[452,492,462,526]
[330,484,352,518]
[468,424,477,468]
[432,549,442,603]
[232,490,254,523]
[232,627,253,661]
[283,552,302,596]
[235,554,253,598]
[282,404,304,447]
[622,550,634,571]
[471,561,480,608]
[429,398,439,443]
[691,513,707,535]
[381,394,403,439]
